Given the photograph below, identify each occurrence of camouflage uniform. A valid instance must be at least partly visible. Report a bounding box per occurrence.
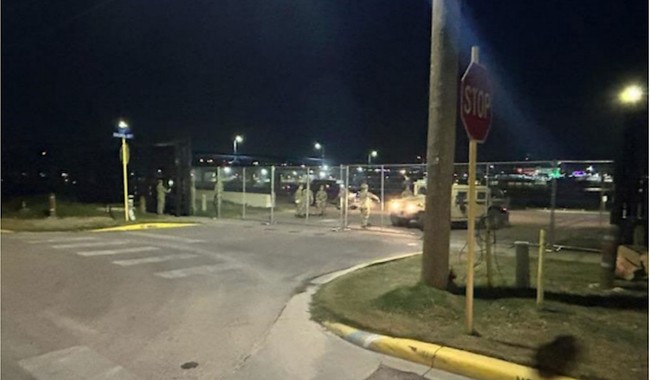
[302,187,314,216]
[358,183,380,228]
[315,185,328,216]
[156,180,170,215]
[213,173,224,218]
[401,186,413,198]
[294,185,304,217]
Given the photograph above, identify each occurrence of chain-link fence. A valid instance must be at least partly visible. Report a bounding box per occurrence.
[190,160,615,250]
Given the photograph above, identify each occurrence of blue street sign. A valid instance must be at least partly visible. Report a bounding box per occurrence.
[113,132,134,139]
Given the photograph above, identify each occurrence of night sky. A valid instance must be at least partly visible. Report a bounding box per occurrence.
[2,0,648,165]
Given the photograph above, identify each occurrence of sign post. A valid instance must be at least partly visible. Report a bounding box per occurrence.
[113,120,134,221]
[460,46,492,334]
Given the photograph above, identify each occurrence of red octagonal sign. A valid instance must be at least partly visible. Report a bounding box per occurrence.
[460,62,492,143]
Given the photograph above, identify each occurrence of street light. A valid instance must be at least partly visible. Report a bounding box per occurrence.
[314,142,325,165]
[233,135,244,155]
[619,85,643,104]
[367,150,378,165]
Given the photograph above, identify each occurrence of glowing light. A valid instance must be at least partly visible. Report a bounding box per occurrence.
[314,142,322,150]
[261,168,268,175]
[357,167,363,173]
[619,85,643,104]
[223,167,232,174]
[234,135,244,143]
[118,120,128,129]
[319,171,326,178]
[399,169,406,175]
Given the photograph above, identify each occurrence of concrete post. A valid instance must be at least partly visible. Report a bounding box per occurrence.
[139,195,147,214]
[600,225,620,289]
[48,193,56,218]
[201,194,207,212]
[515,241,530,288]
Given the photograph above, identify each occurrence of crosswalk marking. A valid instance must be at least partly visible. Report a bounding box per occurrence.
[53,241,129,249]
[155,264,238,279]
[78,246,158,257]
[27,236,98,244]
[18,345,139,380]
[112,253,197,266]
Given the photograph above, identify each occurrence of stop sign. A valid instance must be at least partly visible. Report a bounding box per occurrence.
[460,62,492,142]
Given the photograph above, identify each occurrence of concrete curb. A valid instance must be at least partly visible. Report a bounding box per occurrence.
[322,322,575,380]
[313,255,577,380]
[0,229,14,233]
[91,222,199,232]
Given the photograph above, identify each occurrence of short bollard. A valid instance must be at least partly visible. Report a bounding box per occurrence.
[48,193,57,218]
[128,195,136,221]
[600,225,620,289]
[515,241,530,288]
[139,195,147,214]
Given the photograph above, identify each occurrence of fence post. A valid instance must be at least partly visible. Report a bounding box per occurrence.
[344,165,350,228]
[242,167,246,219]
[515,241,530,288]
[549,160,558,249]
[340,165,345,230]
[380,164,385,228]
[536,229,546,309]
[305,167,310,222]
[217,167,222,219]
[270,165,275,224]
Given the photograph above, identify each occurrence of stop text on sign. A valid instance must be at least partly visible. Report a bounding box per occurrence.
[463,85,491,119]
[460,61,492,142]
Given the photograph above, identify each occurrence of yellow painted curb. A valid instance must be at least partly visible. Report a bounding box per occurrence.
[91,223,198,232]
[323,322,575,380]
[0,229,14,233]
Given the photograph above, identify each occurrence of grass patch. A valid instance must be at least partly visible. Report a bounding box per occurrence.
[312,255,648,380]
[1,195,198,231]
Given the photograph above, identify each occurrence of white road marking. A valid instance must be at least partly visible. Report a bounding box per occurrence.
[113,253,197,266]
[27,236,98,244]
[18,345,139,380]
[155,264,238,279]
[407,242,418,247]
[53,241,128,249]
[78,246,158,257]
[125,231,205,243]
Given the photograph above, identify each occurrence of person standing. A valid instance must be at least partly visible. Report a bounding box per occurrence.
[156,179,171,215]
[302,185,314,217]
[315,185,328,216]
[213,171,224,219]
[294,184,304,217]
[358,183,380,228]
[401,184,413,198]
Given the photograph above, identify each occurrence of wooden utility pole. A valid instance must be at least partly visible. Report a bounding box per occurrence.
[421,0,460,289]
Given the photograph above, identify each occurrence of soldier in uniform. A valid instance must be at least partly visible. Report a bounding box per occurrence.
[401,184,413,198]
[315,185,328,216]
[302,185,314,216]
[213,171,224,219]
[156,179,171,215]
[294,184,304,217]
[358,183,380,228]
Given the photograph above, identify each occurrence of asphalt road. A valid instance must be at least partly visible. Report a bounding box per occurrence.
[2,220,470,380]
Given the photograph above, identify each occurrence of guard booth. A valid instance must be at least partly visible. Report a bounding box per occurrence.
[134,139,193,216]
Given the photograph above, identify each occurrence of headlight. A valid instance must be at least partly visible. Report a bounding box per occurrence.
[405,204,418,214]
[390,201,402,211]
